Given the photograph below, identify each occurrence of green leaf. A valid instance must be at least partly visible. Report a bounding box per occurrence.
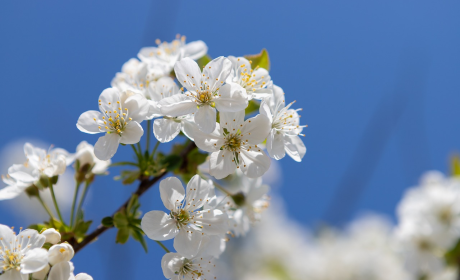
[116,227,130,244]
[177,148,208,182]
[113,212,129,229]
[245,100,260,116]
[101,217,114,227]
[127,195,140,214]
[130,228,148,253]
[114,170,141,185]
[74,220,92,238]
[197,54,212,70]
[161,154,183,172]
[244,49,270,70]
[451,155,460,177]
[111,161,139,167]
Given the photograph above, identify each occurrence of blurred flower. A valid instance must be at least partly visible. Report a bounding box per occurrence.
[161,252,215,280]
[69,141,111,175]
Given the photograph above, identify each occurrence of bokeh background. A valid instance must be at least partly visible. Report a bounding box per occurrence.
[1,0,460,279]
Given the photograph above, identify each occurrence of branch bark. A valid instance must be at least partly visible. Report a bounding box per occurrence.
[72,141,196,253]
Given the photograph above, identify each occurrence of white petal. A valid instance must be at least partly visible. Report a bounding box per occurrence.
[21,248,48,274]
[153,118,181,143]
[203,57,232,92]
[48,261,74,280]
[194,105,216,134]
[120,121,144,144]
[250,88,273,100]
[149,76,179,101]
[42,228,61,245]
[161,253,183,279]
[174,58,202,90]
[122,91,151,123]
[94,133,121,161]
[180,119,196,141]
[183,40,208,60]
[239,149,271,178]
[246,183,270,204]
[98,88,120,112]
[160,177,185,210]
[240,114,271,144]
[214,83,248,112]
[259,98,273,121]
[76,110,103,134]
[192,123,224,153]
[284,135,307,162]
[32,264,50,280]
[0,185,24,200]
[173,228,202,258]
[184,175,212,211]
[17,229,46,251]
[75,274,93,280]
[267,130,286,160]
[200,235,226,258]
[159,94,197,117]
[219,111,245,132]
[195,209,228,235]
[209,150,236,180]
[0,224,15,249]
[48,243,74,266]
[0,269,25,280]
[141,211,179,241]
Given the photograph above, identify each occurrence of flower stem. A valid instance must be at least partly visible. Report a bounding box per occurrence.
[137,142,142,155]
[146,120,151,151]
[76,181,91,219]
[70,181,82,227]
[152,141,160,157]
[36,194,56,220]
[155,240,170,253]
[48,178,65,224]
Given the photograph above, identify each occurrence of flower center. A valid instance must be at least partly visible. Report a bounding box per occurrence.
[98,100,133,136]
[176,259,203,278]
[224,133,242,152]
[1,250,22,272]
[171,209,190,229]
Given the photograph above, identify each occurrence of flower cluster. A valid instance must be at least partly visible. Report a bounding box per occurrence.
[0,225,92,280]
[0,35,307,280]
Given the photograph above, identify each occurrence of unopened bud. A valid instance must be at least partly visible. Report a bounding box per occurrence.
[42,228,61,244]
[25,185,39,197]
[48,243,74,265]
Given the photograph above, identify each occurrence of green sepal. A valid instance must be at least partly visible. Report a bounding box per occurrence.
[244,49,270,70]
[116,227,130,244]
[197,54,212,69]
[113,212,129,229]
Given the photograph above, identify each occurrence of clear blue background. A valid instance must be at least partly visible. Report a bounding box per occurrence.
[1,0,460,278]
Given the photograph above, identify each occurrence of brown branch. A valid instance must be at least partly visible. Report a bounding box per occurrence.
[72,141,197,253]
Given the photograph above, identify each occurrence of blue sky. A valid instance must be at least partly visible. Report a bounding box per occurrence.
[1,0,460,278]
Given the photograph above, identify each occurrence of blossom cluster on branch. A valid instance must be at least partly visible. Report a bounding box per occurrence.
[0,35,307,280]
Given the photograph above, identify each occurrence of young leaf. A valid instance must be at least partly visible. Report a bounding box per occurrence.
[244,49,270,70]
[116,228,130,244]
[113,212,129,229]
[101,217,114,227]
[130,228,148,253]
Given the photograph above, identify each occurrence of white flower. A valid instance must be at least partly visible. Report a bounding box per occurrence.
[47,261,92,280]
[0,166,37,201]
[260,85,307,162]
[47,243,74,266]
[149,77,196,143]
[23,143,69,178]
[76,88,151,160]
[41,229,61,245]
[32,264,50,280]
[111,58,169,102]
[138,35,208,73]
[219,173,270,237]
[161,252,215,280]
[159,57,248,133]
[141,176,228,258]
[70,141,111,175]
[226,56,273,100]
[0,225,48,278]
[193,110,271,179]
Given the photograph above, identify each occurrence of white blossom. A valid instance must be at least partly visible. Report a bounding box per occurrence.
[77,88,151,160]
[193,110,271,179]
[0,225,48,279]
[47,261,93,280]
[138,35,208,73]
[141,176,228,258]
[69,141,111,175]
[159,57,248,133]
[226,56,272,100]
[260,85,307,162]
[41,229,61,245]
[161,252,216,280]
[48,243,74,266]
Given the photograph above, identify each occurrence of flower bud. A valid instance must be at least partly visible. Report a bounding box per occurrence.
[48,243,75,265]
[76,273,94,280]
[32,264,50,280]
[42,228,61,244]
